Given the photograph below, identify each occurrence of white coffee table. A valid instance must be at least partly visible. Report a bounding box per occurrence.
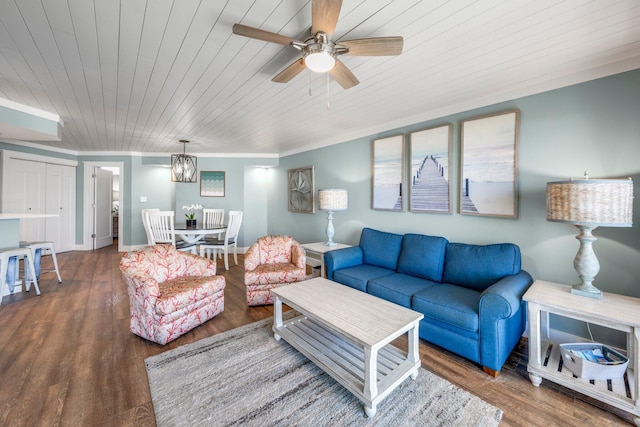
[271,277,424,417]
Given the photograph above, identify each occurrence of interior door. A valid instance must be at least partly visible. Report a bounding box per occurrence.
[93,167,113,249]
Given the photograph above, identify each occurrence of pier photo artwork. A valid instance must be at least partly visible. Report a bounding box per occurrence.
[372,135,404,211]
[460,110,520,218]
[409,124,453,213]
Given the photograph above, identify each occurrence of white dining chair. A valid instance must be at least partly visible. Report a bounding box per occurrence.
[203,208,224,226]
[199,211,243,270]
[141,208,160,245]
[145,211,197,254]
[201,209,226,259]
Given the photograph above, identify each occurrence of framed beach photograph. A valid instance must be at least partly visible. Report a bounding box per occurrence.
[372,135,404,211]
[288,166,315,213]
[409,124,453,213]
[460,110,520,218]
[200,171,225,197]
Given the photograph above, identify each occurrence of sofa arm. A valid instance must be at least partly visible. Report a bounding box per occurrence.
[479,270,533,320]
[244,242,261,272]
[291,241,306,269]
[325,246,363,280]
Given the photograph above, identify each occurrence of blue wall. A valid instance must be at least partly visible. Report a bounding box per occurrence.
[3,70,637,293]
[268,69,640,301]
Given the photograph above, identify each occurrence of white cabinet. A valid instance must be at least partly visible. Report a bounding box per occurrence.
[1,151,76,252]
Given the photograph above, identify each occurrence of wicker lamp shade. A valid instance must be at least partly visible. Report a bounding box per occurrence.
[318,189,348,211]
[546,175,633,298]
[318,189,348,246]
[546,178,633,226]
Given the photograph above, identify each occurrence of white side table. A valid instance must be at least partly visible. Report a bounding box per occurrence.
[523,280,640,425]
[301,242,351,278]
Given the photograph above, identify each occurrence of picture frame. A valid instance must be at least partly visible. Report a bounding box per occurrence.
[460,110,520,218]
[372,135,404,211]
[409,124,453,213]
[200,171,225,197]
[288,166,315,213]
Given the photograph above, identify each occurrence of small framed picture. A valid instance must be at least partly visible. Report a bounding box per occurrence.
[460,110,520,218]
[372,135,404,211]
[288,166,315,213]
[200,171,225,197]
[409,124,452,213]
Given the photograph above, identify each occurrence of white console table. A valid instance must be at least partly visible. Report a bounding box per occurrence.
[524,280,640,425]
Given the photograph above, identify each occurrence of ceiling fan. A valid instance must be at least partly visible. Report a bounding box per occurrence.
[232,0,403,89]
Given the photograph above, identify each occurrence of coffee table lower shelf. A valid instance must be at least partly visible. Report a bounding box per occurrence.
[274,315,419,417]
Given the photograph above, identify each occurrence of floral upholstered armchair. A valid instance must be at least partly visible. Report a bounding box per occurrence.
[244,235,307,306]
[119,244,225,345]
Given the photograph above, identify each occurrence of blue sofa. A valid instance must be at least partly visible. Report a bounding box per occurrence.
[325,227,533,375]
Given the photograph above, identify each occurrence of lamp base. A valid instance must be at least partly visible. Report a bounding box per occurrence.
[570,225,603,300]
[323,241,337,247]
[571,284,603,299]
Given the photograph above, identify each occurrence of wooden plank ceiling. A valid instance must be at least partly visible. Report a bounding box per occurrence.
[0,0,639,156]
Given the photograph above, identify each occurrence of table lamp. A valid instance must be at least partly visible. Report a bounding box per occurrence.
[318,189,348,246]
[546,173,633,298]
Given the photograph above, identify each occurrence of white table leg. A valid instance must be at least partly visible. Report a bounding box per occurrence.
[363,345,378,417]
[408,322,420,379]
[528,302,542,387]
[273,295,283,341]
[633,327,640,410]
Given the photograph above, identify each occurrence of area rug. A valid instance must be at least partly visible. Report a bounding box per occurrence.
[145,316,503,427]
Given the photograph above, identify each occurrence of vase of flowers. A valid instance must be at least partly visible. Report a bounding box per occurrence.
[183,204,203,228]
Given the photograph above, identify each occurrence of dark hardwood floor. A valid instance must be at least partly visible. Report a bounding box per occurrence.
[0,243,634,426]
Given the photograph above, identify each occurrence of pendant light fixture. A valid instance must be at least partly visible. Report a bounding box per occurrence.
[171,139,197,183]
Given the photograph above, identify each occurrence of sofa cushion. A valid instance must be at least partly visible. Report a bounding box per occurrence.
[333,264,395,292]
[359,228,403,271]
[412,284,482,333]
[397,234,448,282]
[442,243,521,291]
[368,273,440,308]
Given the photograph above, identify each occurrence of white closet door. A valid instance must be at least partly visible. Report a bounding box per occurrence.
[45,164,76,252]
[4,158,47,242]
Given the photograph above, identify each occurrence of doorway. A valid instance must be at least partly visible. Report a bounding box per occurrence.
[83,161,125,252]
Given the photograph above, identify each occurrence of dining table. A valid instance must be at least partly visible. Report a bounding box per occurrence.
[174,223,226,244]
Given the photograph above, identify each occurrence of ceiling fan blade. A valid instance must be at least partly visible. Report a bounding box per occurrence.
[329,59,359,89]
[312,0,343,36]
[272,59,307,83]
[338,37,404,56]
[232,23,294,46]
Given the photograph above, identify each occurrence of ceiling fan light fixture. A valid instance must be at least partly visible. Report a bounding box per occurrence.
[304,43,335,73]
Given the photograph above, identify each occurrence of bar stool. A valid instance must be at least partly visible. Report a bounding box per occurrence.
[20,241,62,283]
[0,247,40,305]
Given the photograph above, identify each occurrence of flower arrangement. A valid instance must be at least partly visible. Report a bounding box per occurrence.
[182,203,203,220]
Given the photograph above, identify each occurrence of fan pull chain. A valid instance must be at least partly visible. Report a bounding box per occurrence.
[326,73,331,110]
